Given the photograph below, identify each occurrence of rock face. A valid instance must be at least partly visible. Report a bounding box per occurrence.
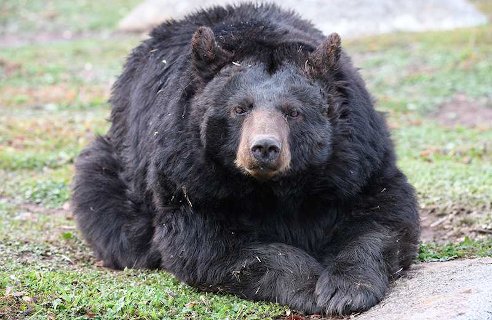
[355,258,492,320]
[117,0,487,38]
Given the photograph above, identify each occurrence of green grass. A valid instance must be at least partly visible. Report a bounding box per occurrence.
[1,39,139,87]
[393,121,492,207]
[419,237,492,262]
[0,266,286,319]
[1,0,140,36]
[0,109,108,170]
[347,25,492,113]
[0,38,139,110]
[0,167,72,207]
[1,1,492,319]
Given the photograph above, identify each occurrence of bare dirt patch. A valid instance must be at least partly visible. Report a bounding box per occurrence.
[1,197,93,267]
[420,202,492,243]
[17,201,72,219]
[0,58,22,76]
[0,84,109,110]
[432,94,492,129]
[0,295,33,320]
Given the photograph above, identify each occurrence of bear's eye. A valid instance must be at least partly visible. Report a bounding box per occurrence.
[234,106,248,115]
[288,109,300,118]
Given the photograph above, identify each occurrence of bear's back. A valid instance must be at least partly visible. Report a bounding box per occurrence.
[149,3,324,51]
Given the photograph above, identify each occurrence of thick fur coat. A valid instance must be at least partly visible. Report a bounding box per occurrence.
[72,3,420,315]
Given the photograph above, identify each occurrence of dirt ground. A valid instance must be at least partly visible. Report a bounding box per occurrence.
[420,203,492,243]
[432,94,492,129]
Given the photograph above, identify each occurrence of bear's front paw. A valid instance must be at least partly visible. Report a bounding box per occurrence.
[314,269,387,315]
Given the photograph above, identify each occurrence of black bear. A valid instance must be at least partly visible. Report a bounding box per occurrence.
[72,3,420,315]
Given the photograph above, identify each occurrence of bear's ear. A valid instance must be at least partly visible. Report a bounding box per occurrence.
[191,26,232,80]
[308,33,342,74]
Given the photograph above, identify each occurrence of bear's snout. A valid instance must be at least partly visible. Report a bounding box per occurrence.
[250,135,281,165]
[235,110,291,179]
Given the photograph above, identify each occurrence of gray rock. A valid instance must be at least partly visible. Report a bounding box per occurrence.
[117,0,487,38]
[355,258,492,320]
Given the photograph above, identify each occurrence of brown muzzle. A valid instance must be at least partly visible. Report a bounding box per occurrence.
[235,110,291,179]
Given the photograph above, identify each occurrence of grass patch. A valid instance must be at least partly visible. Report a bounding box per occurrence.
[346,25,492,113]
[400,158,491,208]
[21,179,70,208]
[0,38,139,87]
[0,204,67,270]
[0,109,108,170]
[393,120,492,207]
[0,166,72,207]
[394,121,492,161]
[0,37,139,110]
[419,237,492,262]
[0,0,140,36]
[0,266,287,320]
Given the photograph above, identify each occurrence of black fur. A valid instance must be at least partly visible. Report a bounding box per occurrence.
[72,3,419,315]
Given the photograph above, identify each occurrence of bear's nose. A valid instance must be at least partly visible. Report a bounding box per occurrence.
[250,136,281,164]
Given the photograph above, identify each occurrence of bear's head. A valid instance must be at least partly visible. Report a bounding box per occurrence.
[191,27,346,182]
[150,26,390,203]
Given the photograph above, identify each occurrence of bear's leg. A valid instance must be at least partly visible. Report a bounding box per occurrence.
[315,222,393,314]
[315,183,419,315]
[72,136,160,269]
[229,243,323,313]
[153,208,323,313]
